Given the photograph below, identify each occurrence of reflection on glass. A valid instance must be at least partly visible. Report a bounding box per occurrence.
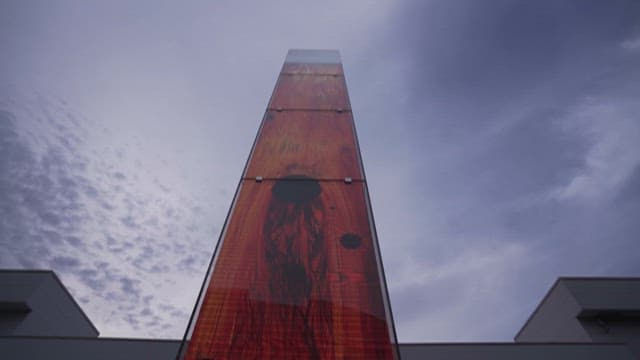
[181,50,398,359]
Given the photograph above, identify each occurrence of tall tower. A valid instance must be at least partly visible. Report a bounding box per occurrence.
[179,50,398,359]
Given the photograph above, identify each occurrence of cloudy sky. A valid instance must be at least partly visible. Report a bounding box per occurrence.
[1,0,639,343]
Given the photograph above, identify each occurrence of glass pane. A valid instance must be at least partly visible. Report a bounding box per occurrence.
[281,63,344,75]
[245,110,363,180]
[185,180,395,359]
[285,49,341,64]
[269,74,350,111]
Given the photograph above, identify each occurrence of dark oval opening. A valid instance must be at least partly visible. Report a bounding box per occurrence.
[272,175,321,203]
[340,233,362,249]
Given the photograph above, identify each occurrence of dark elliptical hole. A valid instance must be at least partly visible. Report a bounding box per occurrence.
[340,233,362,249]
[272,175,321,204]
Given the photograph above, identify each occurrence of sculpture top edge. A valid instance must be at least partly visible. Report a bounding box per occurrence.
[285,49,341,64]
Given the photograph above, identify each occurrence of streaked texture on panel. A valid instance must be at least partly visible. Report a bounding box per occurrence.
[186,180,392,358]
[244,111,363,180]
[182,50,397,359]
[269,75,350,111]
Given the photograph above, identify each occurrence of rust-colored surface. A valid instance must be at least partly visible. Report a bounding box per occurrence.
[269,74,350,110]
[281,63,344,75]
[183,51,396,360]
[185,180,392,359]
[244,110,363,180]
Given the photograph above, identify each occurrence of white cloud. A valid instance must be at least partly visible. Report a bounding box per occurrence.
[391,238,529,341]
[621,34,640,51]
[553,97,640,201]
[0,90,221,338]
[391,238,527,291]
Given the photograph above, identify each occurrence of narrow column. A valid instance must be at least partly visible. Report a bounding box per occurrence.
[180,49,398,359]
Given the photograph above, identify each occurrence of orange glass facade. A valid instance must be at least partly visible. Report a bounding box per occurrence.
[181,50,398,359]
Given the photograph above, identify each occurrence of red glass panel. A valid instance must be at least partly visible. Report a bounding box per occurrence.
[184,180,393,359]
[269,74,350,110]
[182,50,397,359]
[244,110,363,180]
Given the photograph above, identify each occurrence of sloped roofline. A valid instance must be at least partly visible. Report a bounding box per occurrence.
[0,269,99,336]
[513,276,640,341]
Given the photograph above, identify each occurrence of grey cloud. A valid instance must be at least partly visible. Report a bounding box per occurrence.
[105,235,117,246]
[0,101,150,328]
[120,215,139,229]
[132,242,161,271]
[51,255,80,269]
[38,211,62,226]
[177,255,197,272]
[78,268,99,278]
[356,0,640,342]
[42,230,64,245]
[396,1,639,97]
[84,184,99,198]
[119,276,141,300]
[616,166,640,205]
[101,201,115,211]
[170,309,186,319]
[78,271,107,292]
[0,111,90,240]
[65,236,82,247]
[124,313,140,330]
[149,264,170,273]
